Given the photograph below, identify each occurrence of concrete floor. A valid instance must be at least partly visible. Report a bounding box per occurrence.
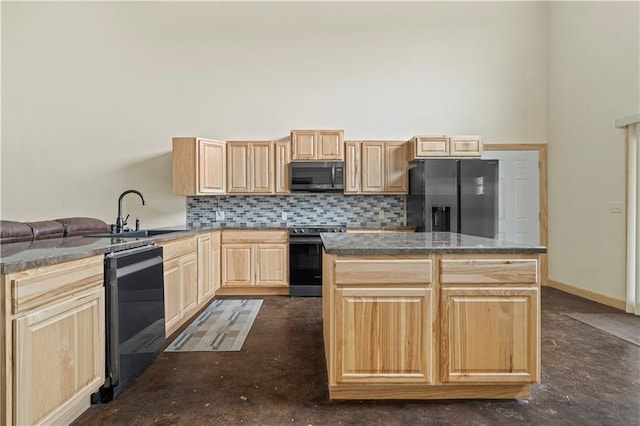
[75,287,640,425]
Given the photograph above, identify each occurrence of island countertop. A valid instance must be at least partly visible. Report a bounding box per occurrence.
[321,231,547,255]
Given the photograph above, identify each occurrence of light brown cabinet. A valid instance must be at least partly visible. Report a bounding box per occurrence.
[345,141,407,194]
[212,231,221,293]
[275,140,291,194]
[439,256,539,384]
[197,232,214,304]
[1,256,105,425]
[323,251,541,400]
[335,287,433,384]
[173,137,226,195]
[159,237,199,336]
[440,287,539,384]
[408,135,483,161]
[227,142,275,194]
[291,130,344,161]
[219,230,288,295]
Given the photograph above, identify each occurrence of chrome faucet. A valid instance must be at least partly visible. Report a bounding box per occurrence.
[115,189,146,233]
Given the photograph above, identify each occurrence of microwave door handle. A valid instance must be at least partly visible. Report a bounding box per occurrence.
[331,165,336,188]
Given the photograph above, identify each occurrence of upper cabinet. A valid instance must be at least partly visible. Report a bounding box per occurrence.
[275,140,291,194]
[173,137,226,196]
[408,135,483,161]
[291,130,344,161]
[345,141,408,195]
[227,141,275,194]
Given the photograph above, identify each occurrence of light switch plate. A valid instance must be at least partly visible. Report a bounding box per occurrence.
[281,212,287,221]
[216,211,225,221]
[378,211,385,220]
[610,201,622,214]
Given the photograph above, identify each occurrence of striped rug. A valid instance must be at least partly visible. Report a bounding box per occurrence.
[165,299,263,352]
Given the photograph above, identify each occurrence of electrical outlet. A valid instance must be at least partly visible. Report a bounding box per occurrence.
[281,212,287,221]
[216,211,225,221]
[378,211,385,220]
[610,201,622,214]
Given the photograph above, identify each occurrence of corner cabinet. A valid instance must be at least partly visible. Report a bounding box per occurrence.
[408,135,483,160]
[173,137,226,195]
[291,130,344,161]
[345,141,407,194]
[1,256,105,425]
[219,230,289,295]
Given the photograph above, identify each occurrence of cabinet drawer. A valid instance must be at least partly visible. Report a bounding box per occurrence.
[160,237,197,260]
[10,256,103,314]
[440,259,538,285]
[334,258,432,285]
[222,230,288,244]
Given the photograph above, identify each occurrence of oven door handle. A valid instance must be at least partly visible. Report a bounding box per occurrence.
[289,237,323,244]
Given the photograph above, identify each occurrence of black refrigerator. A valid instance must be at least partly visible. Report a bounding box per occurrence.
[407,159,499,238]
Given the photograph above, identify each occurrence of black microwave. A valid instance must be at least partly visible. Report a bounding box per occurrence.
[290,161,344,192]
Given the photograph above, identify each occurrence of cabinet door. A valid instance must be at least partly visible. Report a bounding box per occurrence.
[181,253,199,317]
[227,143,251,193]
[197,233,213,304]
[14,287,105,426]
[449,136,483,157]
[275,141,290,194]
[251,142,274,193]
[344,141,361,194]
[198,139,226,194]
[440,287,539,383]
[255,244,287,286]
[164,258,182,335]
[212,232,221,292]
[335,287,433,384]
[222,244,254,286]
[317,130,343,160]
[384,142,407,193]
[361,142,385,192]
[413,136,449,157]
[291,130,316,160]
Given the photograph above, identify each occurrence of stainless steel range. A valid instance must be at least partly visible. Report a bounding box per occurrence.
[289,226,346,297]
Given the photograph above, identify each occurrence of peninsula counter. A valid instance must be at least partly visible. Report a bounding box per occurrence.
[321,232,546,400]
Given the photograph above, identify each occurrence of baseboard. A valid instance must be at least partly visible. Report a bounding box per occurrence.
[545,279,626,311]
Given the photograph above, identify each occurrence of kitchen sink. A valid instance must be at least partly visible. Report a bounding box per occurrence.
[83,229,185,238]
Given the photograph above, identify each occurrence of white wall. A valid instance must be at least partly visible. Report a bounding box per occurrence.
[547,1,640,300]
[1,1,547,227]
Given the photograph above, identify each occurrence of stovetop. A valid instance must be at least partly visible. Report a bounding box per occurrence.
[289,226,347,236]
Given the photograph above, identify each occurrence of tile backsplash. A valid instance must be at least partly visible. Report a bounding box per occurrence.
[187,194,405,228]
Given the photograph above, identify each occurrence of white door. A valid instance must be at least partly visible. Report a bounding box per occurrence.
[483,150,540,245]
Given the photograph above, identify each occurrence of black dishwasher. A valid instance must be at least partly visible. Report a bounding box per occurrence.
[92,245,165,402]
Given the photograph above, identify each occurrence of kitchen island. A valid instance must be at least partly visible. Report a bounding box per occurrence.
[321,232,546,400]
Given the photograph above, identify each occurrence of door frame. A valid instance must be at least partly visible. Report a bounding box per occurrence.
[484,144,548,284]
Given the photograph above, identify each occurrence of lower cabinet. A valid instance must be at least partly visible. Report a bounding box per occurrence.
[160,237,199,336]
[2,256,105,425]
[14,288,105,425]
[162,233,221,337]
[335,287,433,384]
[440,286,539,384]
[219,230,288,295]
[323,252,542,399]
[197,232,214,304]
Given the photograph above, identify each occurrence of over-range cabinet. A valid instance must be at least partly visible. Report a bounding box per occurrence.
[407,159,499,239]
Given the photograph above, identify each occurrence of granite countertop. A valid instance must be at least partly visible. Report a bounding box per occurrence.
[321,232,547,255]
[1,225,421,274]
